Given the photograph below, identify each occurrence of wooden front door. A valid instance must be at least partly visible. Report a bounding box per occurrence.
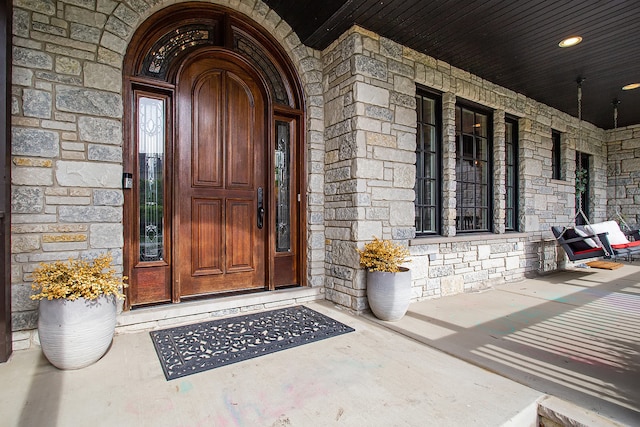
[176,52,267,297]
[124,6,307,308]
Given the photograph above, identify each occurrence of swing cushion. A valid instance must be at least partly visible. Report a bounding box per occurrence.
[585,221,629,246]
[562,228,595,252]
[574,226,599,248]
[611,240,640,249]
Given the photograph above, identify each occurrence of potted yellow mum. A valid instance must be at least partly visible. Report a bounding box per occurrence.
[358,237,411,321]
[30,253,126,370]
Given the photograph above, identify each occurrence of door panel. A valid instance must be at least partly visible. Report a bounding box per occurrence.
[226,76,254,189]
[193,72,222,187]
[226,199,254,271]
[177,52,266,297]
[191,198,223,275]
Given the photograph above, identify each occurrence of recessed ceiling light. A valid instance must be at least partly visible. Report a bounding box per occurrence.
[558,36,582,48]
[622,83,640,91]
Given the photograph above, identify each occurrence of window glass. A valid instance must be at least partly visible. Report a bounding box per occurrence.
[505,118,519,231]
[455,105,492,232]
[138,96,165,262]
[552,130,562,180]
[415,91,441,235]
[275,120,291,252]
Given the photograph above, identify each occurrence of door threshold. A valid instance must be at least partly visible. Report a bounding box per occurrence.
[116,286,324,333]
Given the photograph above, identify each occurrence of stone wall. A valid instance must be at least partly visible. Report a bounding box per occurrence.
[322,26,610,307]
[607,124,640,229]
[9,0,324,349]
[9,1,620,345]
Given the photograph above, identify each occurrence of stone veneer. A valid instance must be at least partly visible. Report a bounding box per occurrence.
[321,26,612,311]
[10,0,325,349]
[9,1,636,348]
[607,124,640,229]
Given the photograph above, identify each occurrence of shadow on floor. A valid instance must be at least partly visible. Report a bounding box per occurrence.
[377,267,640,425]
[18,351,62,427]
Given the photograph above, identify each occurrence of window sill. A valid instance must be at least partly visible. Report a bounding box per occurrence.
[410,232,529,246]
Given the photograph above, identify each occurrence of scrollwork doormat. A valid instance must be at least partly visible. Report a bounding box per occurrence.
[149,305,355,380]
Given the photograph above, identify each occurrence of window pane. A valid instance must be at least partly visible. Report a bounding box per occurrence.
[456,105,492,232]
[425,152,434,177]
[462,109,474,134]
[415,91,441,235]
[426,179,434,204]
[275,121,291,252]
[462,135,474,158]
[505,119,519,231]
[138,96,165,262]
[477,138,488,160]
[423,97,435,124]
[423,125,435,152]
[477,208,488,229]
[475,114,487,137]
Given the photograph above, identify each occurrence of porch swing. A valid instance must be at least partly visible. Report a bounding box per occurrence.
[551,79,640,261]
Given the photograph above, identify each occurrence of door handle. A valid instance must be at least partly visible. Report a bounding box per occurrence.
[257,187,264,229]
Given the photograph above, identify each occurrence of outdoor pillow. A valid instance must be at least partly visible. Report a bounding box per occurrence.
[562,228,594,252]
[586,221,629,246]
[574,226,598,248]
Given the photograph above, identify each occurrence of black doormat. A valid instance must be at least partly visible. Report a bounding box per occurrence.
[149,305,355,380]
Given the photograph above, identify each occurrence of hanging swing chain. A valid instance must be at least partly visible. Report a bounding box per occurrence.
[575,78,586,217]
[611,98,630,230]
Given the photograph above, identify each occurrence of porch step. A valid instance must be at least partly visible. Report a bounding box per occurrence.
[116,287,325,334]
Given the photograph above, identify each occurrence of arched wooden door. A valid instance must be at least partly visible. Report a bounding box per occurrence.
[123,4,306,308]
[176,52,267,296]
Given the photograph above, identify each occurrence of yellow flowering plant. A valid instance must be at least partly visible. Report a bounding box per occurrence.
[358,237,411,273]
[30,253,127,301]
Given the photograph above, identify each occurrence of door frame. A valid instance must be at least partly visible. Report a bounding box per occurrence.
[122,4,307,309]
[0,0,12,362]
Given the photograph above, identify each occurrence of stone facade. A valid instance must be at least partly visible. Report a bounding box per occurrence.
[8,1,637,348]
[607,124,640,228]
[321,26,613,310]
[9,0,325,349]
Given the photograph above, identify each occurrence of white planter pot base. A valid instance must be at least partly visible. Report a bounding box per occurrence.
[366,268,411,321]
[38,295,117,370]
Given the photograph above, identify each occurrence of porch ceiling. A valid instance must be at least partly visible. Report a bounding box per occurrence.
[263,0,640,130]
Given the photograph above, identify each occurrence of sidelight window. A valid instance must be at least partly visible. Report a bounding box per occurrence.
[275,120,291,252]
[137,94,167,262]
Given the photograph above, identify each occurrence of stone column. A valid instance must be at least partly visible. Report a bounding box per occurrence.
[493,110,506,234]
[442,92,456,236]
[322,27,417,311]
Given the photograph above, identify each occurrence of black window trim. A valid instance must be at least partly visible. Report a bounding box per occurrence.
[505,115,519,232]
[551,129,562,180]
[455,101,494,234]
[414,86,443,236]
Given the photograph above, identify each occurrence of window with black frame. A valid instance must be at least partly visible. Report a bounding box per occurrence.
[505,118,519,231]
[551,130,562,180]
[414,90,441,235]
[455,105,492,232]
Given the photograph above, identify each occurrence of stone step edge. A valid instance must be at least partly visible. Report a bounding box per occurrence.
[116,287,325,333]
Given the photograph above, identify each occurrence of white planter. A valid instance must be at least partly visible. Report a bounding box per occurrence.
[366,267,412,321]
[38,295,117,370]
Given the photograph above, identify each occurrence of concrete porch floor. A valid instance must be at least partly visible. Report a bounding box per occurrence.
[0,263,639,426]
